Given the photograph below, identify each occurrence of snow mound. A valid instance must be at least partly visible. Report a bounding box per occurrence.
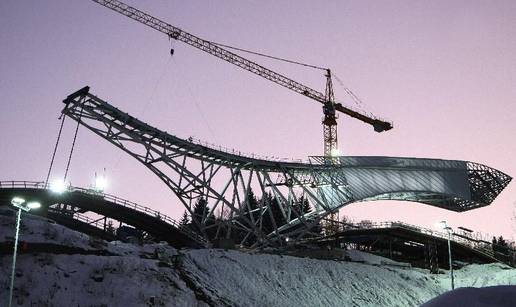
[0,208,93,250]
[437,263,516,289]
[346,249,410,266]
[422,286,516,307]
[182,248,441,306]
[0,253,203,306]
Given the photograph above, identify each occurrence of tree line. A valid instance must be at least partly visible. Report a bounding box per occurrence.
[179,189,322,245]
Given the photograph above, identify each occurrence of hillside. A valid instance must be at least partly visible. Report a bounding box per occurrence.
[1,208,515,306]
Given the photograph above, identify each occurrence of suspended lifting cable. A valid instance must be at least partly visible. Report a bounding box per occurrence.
[331,72,368,111]
[141,55,173,117]
[174,54,219,142]
[112,52,174,172]
[45,115,67,186]
[63,107,84,181]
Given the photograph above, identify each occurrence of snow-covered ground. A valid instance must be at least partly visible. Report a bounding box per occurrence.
[1,208,515,306]
[422,286,516,307]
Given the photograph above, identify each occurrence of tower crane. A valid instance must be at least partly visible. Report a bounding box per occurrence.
[91,0,393,158]
[92,0,393,235]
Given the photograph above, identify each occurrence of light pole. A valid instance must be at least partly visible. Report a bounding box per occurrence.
[9,197,41,307]
[438,220,455,290]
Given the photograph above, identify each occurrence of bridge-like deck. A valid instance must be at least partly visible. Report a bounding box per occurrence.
[315,221,512,268]
[0,181,206,248]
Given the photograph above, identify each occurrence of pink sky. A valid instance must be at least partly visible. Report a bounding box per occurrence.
[1,0,515,239]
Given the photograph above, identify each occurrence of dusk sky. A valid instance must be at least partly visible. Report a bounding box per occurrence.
[1,1,515,240]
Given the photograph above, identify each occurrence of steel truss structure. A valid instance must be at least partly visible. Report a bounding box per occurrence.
[61,87,512,247]
[0,181,206,247]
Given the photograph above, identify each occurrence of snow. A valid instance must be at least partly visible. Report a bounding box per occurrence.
[1,208,515,306]
[422,286,516,307]
[0,207,94,251]
[346,249,411,267]
[0,253,204,307]
[181,248,442,306]
[444,263,516,287]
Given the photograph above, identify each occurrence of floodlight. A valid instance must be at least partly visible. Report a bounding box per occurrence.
[11,197,41,212]
[435,220,446,229]
[26,202,41,210]
[10,197,25,208]
[436,220,453,231]
[50,179,67,194]
[94,175,108,192]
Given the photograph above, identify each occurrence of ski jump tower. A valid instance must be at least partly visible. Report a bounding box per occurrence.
[61,87,511,247]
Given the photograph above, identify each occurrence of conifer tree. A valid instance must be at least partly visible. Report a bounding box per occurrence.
[191,197,208,233]
[179,210,189,228]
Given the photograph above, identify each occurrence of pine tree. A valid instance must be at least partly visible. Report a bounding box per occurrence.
[261,192,286,235]
[229,189,261,245]
[239,189,259,221]
[188,197,220,240]
[179,211,189,228]
[301,196,311,214]
[192,198,207,222]
[297,195,322,237]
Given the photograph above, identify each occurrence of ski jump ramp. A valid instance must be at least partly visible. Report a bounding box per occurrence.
[59,86,511,246]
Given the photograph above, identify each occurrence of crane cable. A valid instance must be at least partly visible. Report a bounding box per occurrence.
[64,107,84,181]
[210,41,327,71]
[45,115,67,186]
[331,72,368,111]
[209,41,369,113]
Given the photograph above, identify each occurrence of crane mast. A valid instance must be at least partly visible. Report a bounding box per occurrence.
[91,0,393,158]
[323,69,338,157]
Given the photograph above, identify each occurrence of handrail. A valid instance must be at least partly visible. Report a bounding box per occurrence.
[334,220,511,261]
[187,136,305,164]
[0,180,207,245]
[48,208,106,229]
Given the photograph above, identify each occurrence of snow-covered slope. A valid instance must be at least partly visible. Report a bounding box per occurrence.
[1,209,515,306]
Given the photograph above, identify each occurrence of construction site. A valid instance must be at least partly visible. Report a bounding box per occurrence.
[1,1,515,306]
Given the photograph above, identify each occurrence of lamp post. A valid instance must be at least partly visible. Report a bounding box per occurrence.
[9,197,41,307]
[438,220,455,290]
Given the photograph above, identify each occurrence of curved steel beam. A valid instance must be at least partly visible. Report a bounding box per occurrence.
[59,87,512,246]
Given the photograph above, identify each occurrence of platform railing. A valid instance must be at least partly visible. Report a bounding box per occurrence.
[0,180,207,245]
[186,136,305,164]
[48,208,106,229]
[337,220,507,260]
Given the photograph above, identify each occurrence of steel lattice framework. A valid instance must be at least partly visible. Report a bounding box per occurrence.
[61,87,512,247]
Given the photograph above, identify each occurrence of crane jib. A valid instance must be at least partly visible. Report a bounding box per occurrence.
[91,0,393,132]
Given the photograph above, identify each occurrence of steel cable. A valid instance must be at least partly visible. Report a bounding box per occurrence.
[64,106,84,181]
[45,115,67,186]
